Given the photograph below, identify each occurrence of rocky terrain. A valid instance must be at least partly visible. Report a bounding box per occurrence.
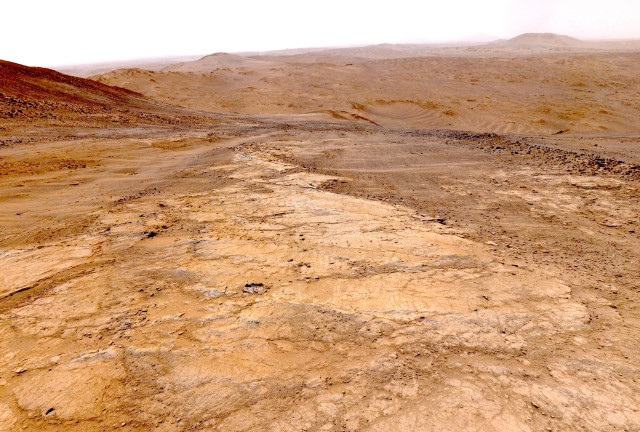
[1,35,640,431]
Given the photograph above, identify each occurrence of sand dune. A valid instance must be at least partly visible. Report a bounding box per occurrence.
[94,52,640,134]
[358,100,527,134]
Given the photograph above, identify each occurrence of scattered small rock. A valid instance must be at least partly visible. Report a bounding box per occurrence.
[243,283,267,294]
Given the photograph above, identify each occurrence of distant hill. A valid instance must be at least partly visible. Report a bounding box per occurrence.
[52,34,640,80]
[163,40,511,71]
[163,53,271,72]
[273,42,492,60]
[482,33,640,52]
[487,33,588,48]
[55,55,201,78]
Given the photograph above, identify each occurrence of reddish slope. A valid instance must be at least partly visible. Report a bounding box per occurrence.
[0,59,168,119]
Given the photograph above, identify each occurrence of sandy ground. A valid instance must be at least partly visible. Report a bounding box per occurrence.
[2,42,640,431]
[93,53,640,135]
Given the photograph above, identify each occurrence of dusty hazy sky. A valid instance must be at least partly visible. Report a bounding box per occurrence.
[4,0,640,66]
